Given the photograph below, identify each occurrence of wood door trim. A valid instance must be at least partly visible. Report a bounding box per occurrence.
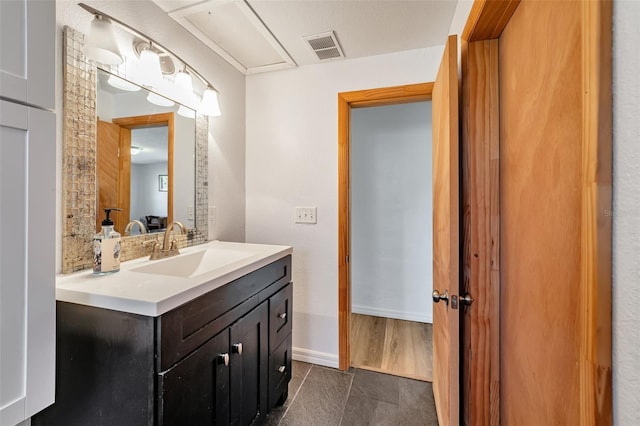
[462,0,520,42]
[337,82,433,371]
[112,112,175,226]
[579,0,612,423]
[460,37,501,426]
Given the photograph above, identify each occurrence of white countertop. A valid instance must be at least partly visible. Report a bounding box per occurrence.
[56,241,293,317]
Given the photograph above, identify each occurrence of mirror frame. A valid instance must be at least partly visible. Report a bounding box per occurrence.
[61,26,208,273]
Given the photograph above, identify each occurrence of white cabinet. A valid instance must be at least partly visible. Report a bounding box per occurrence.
[0,0,55,109]
[0,0,56,424]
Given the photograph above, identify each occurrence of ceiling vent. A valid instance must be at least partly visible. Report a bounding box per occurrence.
[303,31,344,61]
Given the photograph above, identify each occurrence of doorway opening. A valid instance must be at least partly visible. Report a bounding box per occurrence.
[349,101,433,381]
[337,83,434,380]
[97,112,175,234]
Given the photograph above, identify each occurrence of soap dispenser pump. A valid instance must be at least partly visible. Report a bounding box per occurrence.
[93,208,122,275]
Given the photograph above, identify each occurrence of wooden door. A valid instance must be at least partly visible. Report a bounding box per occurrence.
[431,34,460,426]
[97,120,122,231]
[498,0,612,423]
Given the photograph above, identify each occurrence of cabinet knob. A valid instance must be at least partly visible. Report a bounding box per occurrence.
[278,312,287,320]
[278,365,286,374]
[232,343,243,355]
[218,353,230,366]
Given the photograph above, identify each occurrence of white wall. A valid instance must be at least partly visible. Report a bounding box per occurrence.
[612,1,640,424]
[55,0,247,273]
[246,47,443,366]
[350,102,433,323]
[130,162,168,220]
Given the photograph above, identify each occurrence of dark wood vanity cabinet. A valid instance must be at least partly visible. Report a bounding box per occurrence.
[32,255,292,426]
[159,302,269,426]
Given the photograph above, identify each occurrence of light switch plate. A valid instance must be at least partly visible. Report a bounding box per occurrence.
[208,206,216,228]
[295,207,317,224]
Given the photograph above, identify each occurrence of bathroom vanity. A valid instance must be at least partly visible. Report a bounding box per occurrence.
[32,241,293,426]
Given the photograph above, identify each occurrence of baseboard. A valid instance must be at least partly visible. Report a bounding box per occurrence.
[352,305,432,323]
[292,347,339,369]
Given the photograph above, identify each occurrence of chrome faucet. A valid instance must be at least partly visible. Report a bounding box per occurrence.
[124,220,147,236]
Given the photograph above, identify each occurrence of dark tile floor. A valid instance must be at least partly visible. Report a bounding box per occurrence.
[265,361,439,426]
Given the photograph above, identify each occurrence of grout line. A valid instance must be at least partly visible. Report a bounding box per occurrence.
[337,368,356,426]
[277,364,313,425]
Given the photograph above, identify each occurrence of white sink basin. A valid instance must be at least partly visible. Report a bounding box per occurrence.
[131,246,253,278]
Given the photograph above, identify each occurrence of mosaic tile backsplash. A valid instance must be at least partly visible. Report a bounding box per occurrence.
[62,26,208,273]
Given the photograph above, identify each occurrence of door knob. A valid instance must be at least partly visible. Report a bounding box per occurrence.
[460,293,474,306]
[432,289,449,304]
[232,343,243,355]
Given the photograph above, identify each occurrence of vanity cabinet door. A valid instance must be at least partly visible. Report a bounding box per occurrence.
[158,330,231,426]
[230,302,269,426]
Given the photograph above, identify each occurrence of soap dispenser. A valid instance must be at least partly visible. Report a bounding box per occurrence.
[93,208,122,275]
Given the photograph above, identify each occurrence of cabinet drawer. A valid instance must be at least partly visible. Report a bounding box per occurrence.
[158,256,291,371]
[269,283,293,352]
[268,333,292,410]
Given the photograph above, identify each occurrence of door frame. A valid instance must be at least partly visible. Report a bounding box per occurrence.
[337,82,433,371]
[460,0,612,424]
[111,112,175,229]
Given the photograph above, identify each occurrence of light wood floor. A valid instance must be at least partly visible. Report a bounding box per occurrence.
[350,313,433,382]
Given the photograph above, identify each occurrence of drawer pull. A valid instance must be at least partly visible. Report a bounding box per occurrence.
[278,313,287,320]
[232,343,243,355]
[278,365,286,374]
[218,353,230,366]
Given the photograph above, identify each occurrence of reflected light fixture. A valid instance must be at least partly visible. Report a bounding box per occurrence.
[107,74,141,92]
[199,87,221,117]
[177,105,196,119]
[135,44,163,88]
[147,91,175,107]
[130,145,143,155]
[83,15,123,65]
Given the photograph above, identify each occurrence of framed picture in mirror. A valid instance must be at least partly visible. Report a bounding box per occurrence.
[159,174,168,192]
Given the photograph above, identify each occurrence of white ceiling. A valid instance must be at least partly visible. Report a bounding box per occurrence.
[151,0,459,74]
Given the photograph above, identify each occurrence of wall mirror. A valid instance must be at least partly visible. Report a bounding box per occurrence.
[96,68,196,235]
[62,26,208,274]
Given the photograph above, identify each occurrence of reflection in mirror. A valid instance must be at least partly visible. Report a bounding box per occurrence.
[96,69,195,235]
[61,26,208,273]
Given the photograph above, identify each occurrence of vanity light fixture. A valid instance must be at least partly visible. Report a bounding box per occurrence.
[107,74,141,92]
[130,145,143,155]
[199,87,221,117]
[83,15,123,65]
[135,44,164,88]
[173,69,195,106]
[79,3,223,117]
